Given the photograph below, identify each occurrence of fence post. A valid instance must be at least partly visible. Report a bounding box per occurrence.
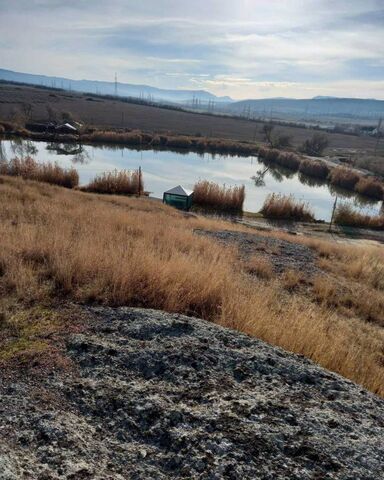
[329,196,338,232]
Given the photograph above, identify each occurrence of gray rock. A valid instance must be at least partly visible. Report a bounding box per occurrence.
[0,307,383,479]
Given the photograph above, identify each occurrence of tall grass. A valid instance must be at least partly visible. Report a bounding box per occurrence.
[0,156,79,188]
[0,176,383,396]
[258,147,301,171]
[260,193,315,222]
[193,180,245,211]
[299,159,330,179]
[334,204,384,230]
[354,177,384,200]
[329,167,360,190]
[82,169,143,195]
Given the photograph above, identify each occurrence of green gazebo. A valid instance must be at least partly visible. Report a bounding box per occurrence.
[163,185,194,211]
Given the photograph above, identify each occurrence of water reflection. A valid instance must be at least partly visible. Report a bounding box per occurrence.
[9,138,38,157]
[0,139,6,162]
[0,138,382,221]
[298,172,326,188]
[45,143,91,165]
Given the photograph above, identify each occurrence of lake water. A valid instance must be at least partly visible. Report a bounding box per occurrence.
[1,138,382,221]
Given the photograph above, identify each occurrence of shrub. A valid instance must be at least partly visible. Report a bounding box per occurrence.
[354,177,384,200]
[193,180,245,212]
[275,134,292,148]
[299,159,330,179]
[301,133,329,156]
[260,194,315,222]
[83,169,143,195]
[334,204,384,230]
[329,167,361,190]
[0,156,79,188]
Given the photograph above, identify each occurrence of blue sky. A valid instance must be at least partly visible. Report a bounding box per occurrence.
[0,0,383,99]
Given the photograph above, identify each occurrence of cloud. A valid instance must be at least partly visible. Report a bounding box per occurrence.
[0,0,383,98]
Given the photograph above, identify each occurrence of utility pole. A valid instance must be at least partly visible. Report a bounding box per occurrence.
[374,118,382,156]
[114,73,118,97]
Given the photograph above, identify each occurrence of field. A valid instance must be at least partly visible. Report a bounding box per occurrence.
[1,175,383,398]
[1,83,383,164]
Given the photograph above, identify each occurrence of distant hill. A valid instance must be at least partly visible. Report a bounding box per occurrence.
[226,97,384,122]
[0,68,233,104]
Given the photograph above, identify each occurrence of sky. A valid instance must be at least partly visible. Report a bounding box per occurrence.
[0,0,383,100]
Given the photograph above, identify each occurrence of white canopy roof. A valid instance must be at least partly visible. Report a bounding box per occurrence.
[164,185,193,196]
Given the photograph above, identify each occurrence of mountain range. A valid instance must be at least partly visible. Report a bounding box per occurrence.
[0,68,232,104]
[1,68,383,123]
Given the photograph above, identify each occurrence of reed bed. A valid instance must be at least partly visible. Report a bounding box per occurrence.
[0,176,383,396]
[82,169,143,195]
[299,159,330,179]
[328,167,361,190]
[260,193,315,222]
[193,180,245,212]
[0,156,79,188]
[81,130,258,156]
[258,147,301,171]
[354,177,384,200]
[334,204,384,230]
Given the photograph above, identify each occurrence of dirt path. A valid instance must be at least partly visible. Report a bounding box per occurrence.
[195,228,321,276]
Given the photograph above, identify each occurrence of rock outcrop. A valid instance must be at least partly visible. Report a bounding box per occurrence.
[0,307,383,479]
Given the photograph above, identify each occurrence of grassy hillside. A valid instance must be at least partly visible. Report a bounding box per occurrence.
[0,175,383,396]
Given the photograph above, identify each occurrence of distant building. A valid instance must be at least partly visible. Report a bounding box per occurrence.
[55,123,78,134]
[163,185,194,211]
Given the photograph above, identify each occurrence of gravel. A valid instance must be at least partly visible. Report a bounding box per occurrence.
[195,229,320,276]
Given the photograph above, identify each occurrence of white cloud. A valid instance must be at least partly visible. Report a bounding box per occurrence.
[0,0,383,98]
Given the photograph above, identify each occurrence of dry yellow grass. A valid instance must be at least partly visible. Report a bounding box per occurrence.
[245,256,274,279]
[0,175,384,396]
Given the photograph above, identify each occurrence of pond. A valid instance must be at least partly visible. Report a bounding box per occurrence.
[0,138,382,222]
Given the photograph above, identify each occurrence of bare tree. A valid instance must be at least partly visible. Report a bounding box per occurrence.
[275,134,292,148]
[61,111,74,123]
[21,103,33,121]
[46,105,57,123]
[301,133,329,156]
[262,124,275,147]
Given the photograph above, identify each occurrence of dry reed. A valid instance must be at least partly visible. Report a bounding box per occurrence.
[82,169,143,195]
[193,180,245,211]
[334,203,384,230]
[260,194,315,222]
[299,159,330,179]
[0,156,79,188]
[329,167,360,190]
[354,177,384,200]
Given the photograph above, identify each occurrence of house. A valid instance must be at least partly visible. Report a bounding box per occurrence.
[163,185,193,211]
[55,123,78,134]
